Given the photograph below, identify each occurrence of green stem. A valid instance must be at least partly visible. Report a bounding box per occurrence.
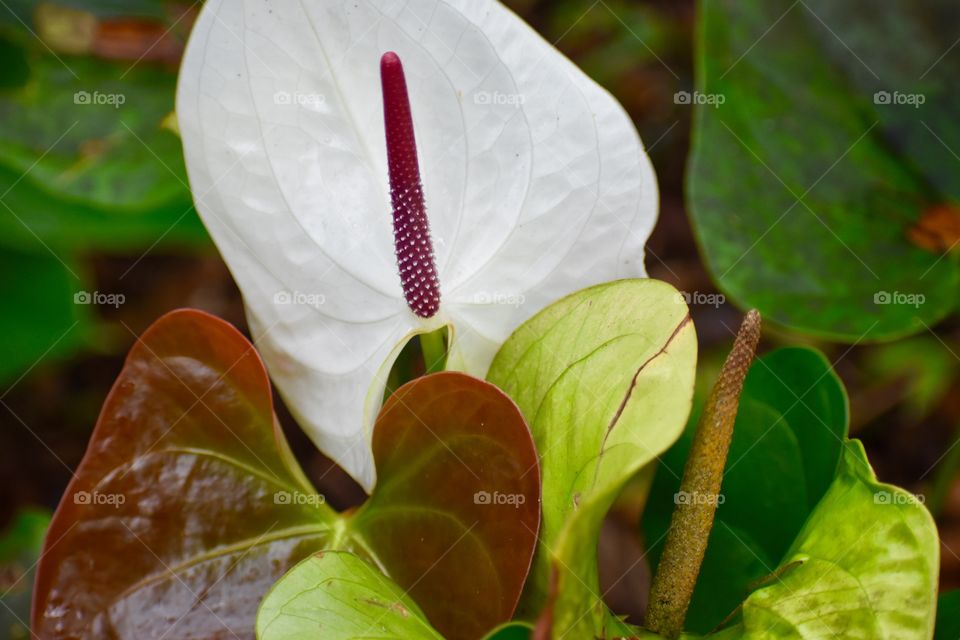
[419,329,447,374]
[645,310,762,639]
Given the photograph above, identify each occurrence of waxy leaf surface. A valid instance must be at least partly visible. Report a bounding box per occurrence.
[257,551,444,640]
[258,552,536,640]
[33,310,539,640]
[487,279,698,638]
[688,0,959,340]
[351,371,540,639]
[711,441,938,639]
[33,309,336,638]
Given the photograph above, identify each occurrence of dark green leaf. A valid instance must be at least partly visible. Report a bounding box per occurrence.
[801,0,960,202]
[688,0,959,340]
[936,590,960,640]
[481,622,533,640]
[0,248,89,384]
[0,163,204,253]
[0,46,207,252]
[644,347,848,633]
[0,53,186,209]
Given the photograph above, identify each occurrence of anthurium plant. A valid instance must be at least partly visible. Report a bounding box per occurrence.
[29,1,944,639]
[174,0,658,491]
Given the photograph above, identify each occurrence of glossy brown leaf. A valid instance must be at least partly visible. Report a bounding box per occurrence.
[351,372,540,640]
[32,309,336,639]
[33,311,540,640]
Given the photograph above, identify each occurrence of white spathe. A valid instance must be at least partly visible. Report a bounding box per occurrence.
[176,0,658,491]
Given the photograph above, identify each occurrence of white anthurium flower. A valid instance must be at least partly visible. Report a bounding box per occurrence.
[177,0,658,491]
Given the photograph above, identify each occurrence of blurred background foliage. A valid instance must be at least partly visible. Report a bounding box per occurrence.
[0,1,957,636]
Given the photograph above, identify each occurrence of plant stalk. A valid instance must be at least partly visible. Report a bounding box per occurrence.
[419,329,447,374]
[644,310,762,639]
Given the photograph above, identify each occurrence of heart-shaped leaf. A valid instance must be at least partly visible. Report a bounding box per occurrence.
[258,552,536,640]
[33,310,539,640]
[257,551,444,640]
[33,309,336,638]
[688,0,960,340]
[487,279,698,638]
[711,441,938,639]
[643,347,848,632]
[350,371,540,638]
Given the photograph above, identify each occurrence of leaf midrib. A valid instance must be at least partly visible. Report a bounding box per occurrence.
[109,523,333,605]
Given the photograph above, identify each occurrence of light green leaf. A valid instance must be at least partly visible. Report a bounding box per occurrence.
[256,551,444,640]
[257,558,537,640]
[487,279,698,637]
[712,441,938,639]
